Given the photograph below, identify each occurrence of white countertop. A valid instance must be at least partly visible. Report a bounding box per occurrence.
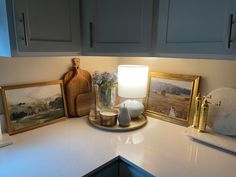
[0,117,235,177]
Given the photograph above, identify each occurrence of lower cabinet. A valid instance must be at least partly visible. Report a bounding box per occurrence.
[89,161,119,177]
[119,160,153,177]
[83,156,154,177]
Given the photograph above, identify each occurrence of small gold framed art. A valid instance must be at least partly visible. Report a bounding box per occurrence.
[145,72,200,126]
[1,80,68,135]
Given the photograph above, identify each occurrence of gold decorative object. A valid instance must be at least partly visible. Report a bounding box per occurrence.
[198,100,209,132]
[88,113,147,132]
[192,93,202,128]
[100,109,118,127]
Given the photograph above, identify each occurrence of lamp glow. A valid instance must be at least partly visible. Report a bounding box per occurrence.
[118,65,149,98]
[118,65,149,118]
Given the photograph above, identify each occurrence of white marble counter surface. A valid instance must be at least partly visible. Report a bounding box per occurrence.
[0,117,235,177]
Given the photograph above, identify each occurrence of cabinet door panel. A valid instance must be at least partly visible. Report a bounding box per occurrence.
[166,0,226,43]
[157,0,236,56]
[119,161,152,177]
[92,163,118,177]
[81,0,153,55]
[227,0,236,51]
[27,1,71,42]
[13,0,80,53]
[95,0,142,43]
[84,161,118,177]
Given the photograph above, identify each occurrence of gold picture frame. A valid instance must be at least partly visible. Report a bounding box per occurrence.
[145,72,200,126]
[1,80,68,135]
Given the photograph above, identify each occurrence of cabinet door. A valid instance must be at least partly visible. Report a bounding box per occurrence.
[13,0,80,53]
[84,161,118,177]
[119,161,153,177]
[227,0,236,53]
[81,0,153,55]
[157,0,236,57]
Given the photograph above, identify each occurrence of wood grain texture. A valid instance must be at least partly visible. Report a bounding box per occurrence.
[76,92,95,116]
[63,58,93,117]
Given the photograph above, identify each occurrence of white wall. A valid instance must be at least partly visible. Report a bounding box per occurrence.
[0,55,236,132]
[118,57,236,95]
[1,56,235,109]
[0,56,119,114]
[0,56,119,85]
[3,56,234,93]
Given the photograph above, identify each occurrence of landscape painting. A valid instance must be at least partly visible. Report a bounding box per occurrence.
[1,80,67,135]
[145,72,200,126]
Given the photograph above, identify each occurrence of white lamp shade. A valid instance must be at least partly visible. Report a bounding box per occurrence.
[118,65,149,98]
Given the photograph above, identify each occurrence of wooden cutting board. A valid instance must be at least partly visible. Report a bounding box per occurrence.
[63,58,94,117]
[76,92,95,116]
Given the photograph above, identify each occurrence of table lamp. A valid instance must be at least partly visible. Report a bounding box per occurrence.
[118,65,149,119]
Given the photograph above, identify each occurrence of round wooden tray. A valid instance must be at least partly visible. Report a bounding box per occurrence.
[88,114,147,132]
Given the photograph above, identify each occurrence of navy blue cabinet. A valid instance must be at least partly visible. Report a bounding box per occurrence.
[81,0,154,56]
[87,161,118,177]
[119,160,153,177]
[83,156,154,177]
[157,0,236,58]
[0,0,81,57]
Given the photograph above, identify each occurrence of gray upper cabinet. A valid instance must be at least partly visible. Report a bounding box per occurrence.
[157,0,236,58]
[0,0,80,57]
[81,0,154,56]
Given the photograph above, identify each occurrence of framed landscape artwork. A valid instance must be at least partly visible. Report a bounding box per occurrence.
[145,72,200,126]
[1,80,68,135]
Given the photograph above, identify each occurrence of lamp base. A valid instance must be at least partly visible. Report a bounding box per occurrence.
[120,99,144,118]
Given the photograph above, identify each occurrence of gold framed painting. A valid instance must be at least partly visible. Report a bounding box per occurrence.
[145,72,200,126]
[1,80,68,135]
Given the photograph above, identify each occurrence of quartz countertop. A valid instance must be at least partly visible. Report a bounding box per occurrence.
[0,117,235,177]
